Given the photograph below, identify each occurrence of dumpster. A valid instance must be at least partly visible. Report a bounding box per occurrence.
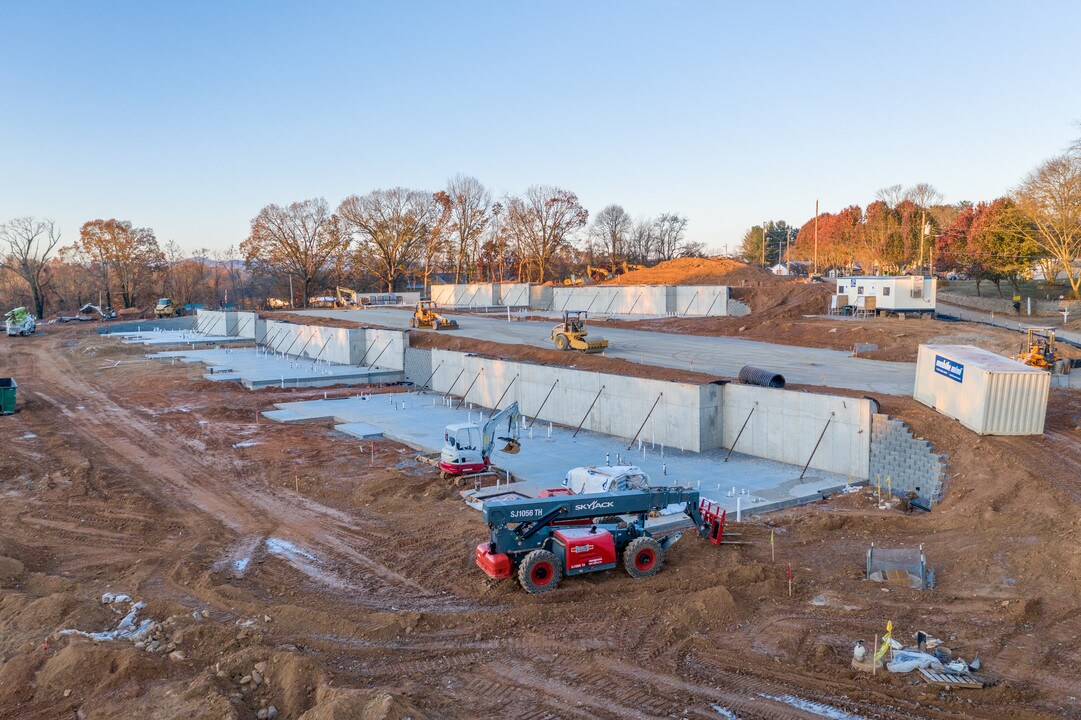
[0,378,16,414]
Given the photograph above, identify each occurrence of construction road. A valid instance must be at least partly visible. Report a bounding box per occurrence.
[299,307,916,395]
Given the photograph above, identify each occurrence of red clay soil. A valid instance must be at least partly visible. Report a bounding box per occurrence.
[1,325,1080,718]
[605,257,782,287]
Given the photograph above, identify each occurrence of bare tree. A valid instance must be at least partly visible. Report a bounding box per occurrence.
[1015,153,1081,297]
[240,198,344,307]
[626,217,657,264]
[445,175,491,283]
[876,184,905,207]
[503,186,588,283]
[337,188,447,294]
[589,205,632,270]
[654,213,689,261]
[1,217,61,317]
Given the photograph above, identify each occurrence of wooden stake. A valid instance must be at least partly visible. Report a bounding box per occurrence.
[770,529,775,563]
[873,635,878,676]
[787,563,792,597]
[295,470,299,493]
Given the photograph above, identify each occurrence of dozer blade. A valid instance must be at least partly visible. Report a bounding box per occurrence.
[499,437,521,454]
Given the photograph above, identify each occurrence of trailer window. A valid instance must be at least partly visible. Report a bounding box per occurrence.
[882,287,891,296]
[857,286,864,295]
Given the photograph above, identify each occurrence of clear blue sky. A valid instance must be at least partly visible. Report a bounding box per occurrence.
[2,1,1080,255]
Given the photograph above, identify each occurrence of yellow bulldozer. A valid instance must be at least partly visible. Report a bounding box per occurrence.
[411,300,459,330]
[1017,327,1057,370]
[551,311,608,353]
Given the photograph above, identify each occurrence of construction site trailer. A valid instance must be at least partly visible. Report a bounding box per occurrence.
[836,276,936,315]
[913,345,1049,435]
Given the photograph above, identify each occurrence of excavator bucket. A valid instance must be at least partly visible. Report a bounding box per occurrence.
[499,437,521,454]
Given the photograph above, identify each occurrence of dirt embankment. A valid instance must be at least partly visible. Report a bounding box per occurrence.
[604,257,782,287]
[4,327,1080,718]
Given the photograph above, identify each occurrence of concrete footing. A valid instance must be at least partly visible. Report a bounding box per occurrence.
[148,348,404,389]
[112,330,248,347]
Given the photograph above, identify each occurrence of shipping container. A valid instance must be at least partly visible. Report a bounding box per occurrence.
[836,276,936,315]
[913,345,1049,435]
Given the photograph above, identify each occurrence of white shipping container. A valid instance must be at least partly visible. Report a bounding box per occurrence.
[913,344,1049,435]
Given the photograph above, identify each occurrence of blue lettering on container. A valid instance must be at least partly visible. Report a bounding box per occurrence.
[933,355,964,383]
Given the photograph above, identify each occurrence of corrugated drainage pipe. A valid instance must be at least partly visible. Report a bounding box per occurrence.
[738,366,785,389]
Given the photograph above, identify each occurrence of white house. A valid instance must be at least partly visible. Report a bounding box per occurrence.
[835,276,937,316]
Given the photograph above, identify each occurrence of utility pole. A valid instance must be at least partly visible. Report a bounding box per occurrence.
[786,227,791,274]
[289,276,294,308]
[814,199,819,275]
[761,221,767,265]
[917,208,928,272]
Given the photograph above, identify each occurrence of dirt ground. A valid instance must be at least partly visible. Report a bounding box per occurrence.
[2,325,1081,719]
[603,257,782,287]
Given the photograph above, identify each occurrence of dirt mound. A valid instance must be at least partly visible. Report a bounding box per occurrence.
[605,257,780,286]
[299,688,422,720]
[731,282,832,317]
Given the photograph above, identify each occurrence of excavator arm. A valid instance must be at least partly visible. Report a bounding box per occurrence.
[482,402,521,459]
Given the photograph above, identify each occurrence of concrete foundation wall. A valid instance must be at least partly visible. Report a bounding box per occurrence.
[196,310,229,335]
[673,286,730,316]
[721,384,872,478]
[498,283,532,307]
[357,328,408,370]
[530,286,554,310]
[262,321,408,369]
[552,286,670,315]
[228,312,265,341]
[263,321,358,364]
[431,284,496,306]
[427,348,715,451]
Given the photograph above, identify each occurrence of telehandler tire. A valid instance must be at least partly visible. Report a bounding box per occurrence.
[623,537,664,579]
[518,549,562,594]
[555,334,570,351]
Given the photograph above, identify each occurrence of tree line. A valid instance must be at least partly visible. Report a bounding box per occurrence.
[2,175,703,314]
[0,218,242,318]
[738,139,1081,298]
[240,177,702,305]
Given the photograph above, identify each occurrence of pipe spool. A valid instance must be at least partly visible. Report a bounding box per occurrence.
[738,366,785,389]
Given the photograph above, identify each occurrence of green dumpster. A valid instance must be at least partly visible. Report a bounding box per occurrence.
[0,378,16,414]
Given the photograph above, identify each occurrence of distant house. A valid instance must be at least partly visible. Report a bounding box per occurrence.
[769,263,791,276]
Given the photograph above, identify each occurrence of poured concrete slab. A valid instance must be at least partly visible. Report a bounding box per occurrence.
[148,348,403,390]
[265,391,858,516]
[334,422,384,440]
[109,329,248,347]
